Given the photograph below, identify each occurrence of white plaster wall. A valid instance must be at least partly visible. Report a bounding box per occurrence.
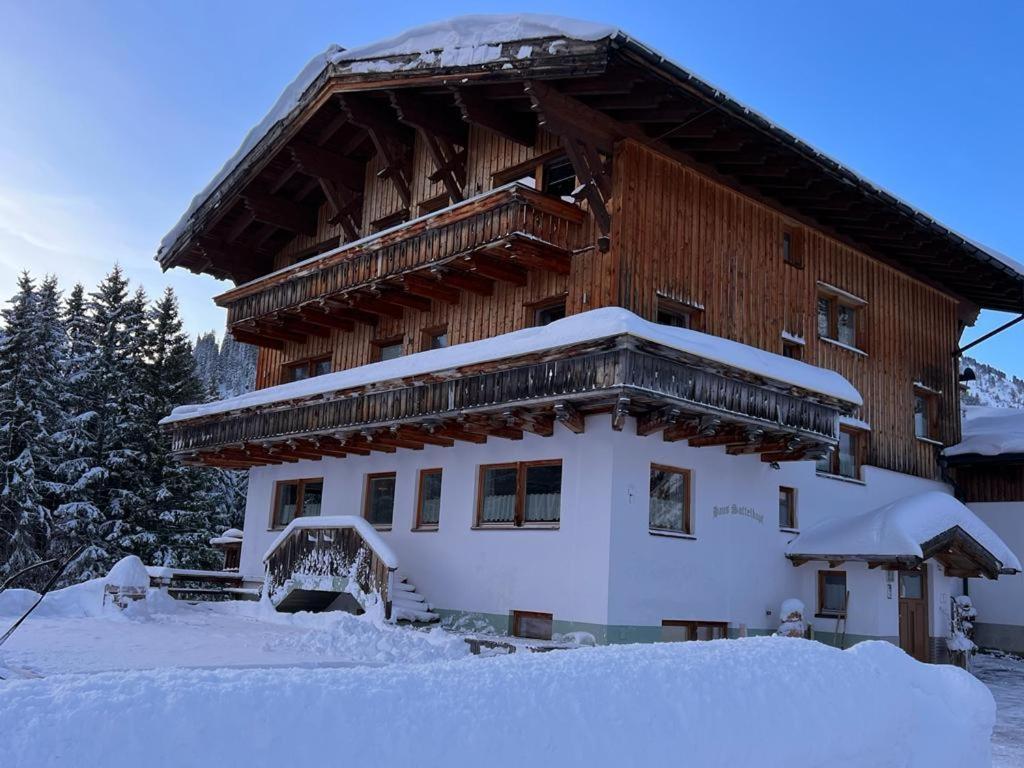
[967,502,1024,627]
[239,421,616,627]
[605,421,950,639]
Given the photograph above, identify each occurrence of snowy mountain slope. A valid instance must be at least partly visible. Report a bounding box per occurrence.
[961,356,1024,409]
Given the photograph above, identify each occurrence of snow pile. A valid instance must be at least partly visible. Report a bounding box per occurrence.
[224,603,467,665]
[945,405,1024,458]
[777,598,807,637]
[0,638,995,767]
[105,555,150,589]
[787,490,1022,572]
[163,307,861,426]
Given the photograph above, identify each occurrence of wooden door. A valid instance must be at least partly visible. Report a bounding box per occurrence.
[898,569,929,662]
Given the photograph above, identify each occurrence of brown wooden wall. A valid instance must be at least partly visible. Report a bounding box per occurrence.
[608,141,962,480]
[954,464,1024,503]
[249,133,963,481]
[254,125,609,389]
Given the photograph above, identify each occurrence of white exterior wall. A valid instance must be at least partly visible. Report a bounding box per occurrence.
[236,414,967,645]
[241,422,615,629]
[966,502,1024,651]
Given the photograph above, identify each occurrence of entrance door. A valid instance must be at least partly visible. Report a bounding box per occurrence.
[898,569,929,662]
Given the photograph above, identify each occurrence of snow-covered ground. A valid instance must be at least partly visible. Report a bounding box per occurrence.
[0,577,1017,767]
[975,652,1024,768]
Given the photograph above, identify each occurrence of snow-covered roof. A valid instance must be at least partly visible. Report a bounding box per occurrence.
[786,491,1021,573]
[161,307,861,426]
[264,515,398,568]
[157,14,1024,287]
[944,406,1024,459]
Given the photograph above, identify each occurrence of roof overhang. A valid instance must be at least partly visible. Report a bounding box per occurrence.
[156,18,1024,312]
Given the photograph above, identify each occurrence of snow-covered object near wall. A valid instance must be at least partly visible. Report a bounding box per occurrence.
[0,638,996,768]
[787,491,1021,572]
[162,307,861,425]
[263,515,398,568]
[944,405,1024,458]
[104,556,151,590]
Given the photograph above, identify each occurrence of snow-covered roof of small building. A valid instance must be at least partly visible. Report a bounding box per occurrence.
[157,14,1024,290]
[264,515,398,568]
[786,491,1021,573]
[161,307,861,426]
[944,406,1024,460]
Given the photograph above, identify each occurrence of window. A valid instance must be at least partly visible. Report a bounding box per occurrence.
[418,193,451,217]
[370,209,409,232]
[782,225,803,268]
[512,610,553,640]
[816,287,864,350]
[271,478,323,529]
[778,486,797,530]
[422,327,449,351]
[781,340,802,360]
[656,297,703,331]
[364,473,396,528]
[913,389,938,440]
[373,337,404,362]
[285,356,331,382]
[476,461,562,527]
[415,469,442,529]
[661,620,728,642]
[649,464,692,535]
[816,427,863,479]
[817,571,848,616]
[533,299,567,327]
[541,156,576,199]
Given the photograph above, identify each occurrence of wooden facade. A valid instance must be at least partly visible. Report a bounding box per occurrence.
[157,31,1024,483]
[949,461,1024,503]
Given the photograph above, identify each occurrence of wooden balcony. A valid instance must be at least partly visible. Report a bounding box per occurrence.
[166,334,854,467]
[216,183,588,348]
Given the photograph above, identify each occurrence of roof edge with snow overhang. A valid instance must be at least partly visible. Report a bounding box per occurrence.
[943,405,1024,463]
[160,307,861,426]
[785,490,1021,576]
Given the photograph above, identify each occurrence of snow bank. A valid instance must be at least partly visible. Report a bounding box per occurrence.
[0,638,994,768]
[163,307,861,426]
[945,405,1024,458]
[787,490,1022,572]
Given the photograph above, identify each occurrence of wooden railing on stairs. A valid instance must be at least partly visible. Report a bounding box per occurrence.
[263,518,397,619]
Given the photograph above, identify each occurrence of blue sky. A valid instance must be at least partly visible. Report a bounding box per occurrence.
[1,0,1021,376]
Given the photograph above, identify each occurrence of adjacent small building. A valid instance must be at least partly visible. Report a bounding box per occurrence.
[156,15,1024,660]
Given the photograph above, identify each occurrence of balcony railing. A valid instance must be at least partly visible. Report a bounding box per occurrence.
[216,183,588,336]
[166,336,847,465]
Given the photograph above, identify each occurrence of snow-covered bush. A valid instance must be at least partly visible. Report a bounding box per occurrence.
[777,598,807,638]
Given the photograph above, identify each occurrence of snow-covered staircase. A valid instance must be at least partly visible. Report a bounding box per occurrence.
[390,575,439,624]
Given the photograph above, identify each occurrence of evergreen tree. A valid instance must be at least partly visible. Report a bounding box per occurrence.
[0,274,65,583]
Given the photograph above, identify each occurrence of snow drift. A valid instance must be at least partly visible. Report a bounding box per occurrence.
[945,405,1024,458]
[0,637,994,768]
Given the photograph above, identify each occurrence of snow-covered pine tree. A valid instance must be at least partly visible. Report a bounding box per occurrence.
[139,288,224,569]
[0,274,65,585]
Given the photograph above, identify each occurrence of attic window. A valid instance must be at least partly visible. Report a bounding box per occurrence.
[656,297,703,331]
[492,150,578,201]
[782,226,804,268]
[370,209,409,233]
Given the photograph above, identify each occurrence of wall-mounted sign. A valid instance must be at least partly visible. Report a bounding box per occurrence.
[713,504,763,524]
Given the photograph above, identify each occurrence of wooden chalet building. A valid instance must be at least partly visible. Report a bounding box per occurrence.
[158,16,1023,658]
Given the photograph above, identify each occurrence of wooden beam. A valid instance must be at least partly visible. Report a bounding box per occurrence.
[453,87,536,146]
[463,252,528,285]
[241,191,318,237]
[337,94,413,208]
[230,327,283,350]
[432,266,494,296]
[287,139,363,191]
[296,306,355,332]
[395,273,461,304]
[635,406,681,437]
[392,425,454,448]
[553,401,585,434]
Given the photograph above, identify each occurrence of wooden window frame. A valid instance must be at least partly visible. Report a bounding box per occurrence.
[649,463,693,536]
[781,224,804,268]
[417,192,451,218]
[363,471,397,530]
[528,294,568,327]
[492,148,566,189]
[816,426,866,480]
[475,460,563,529]
[781,340,803,360]
[420,325,449,352]
[661,619,729,642]
[913,386,940,442]
[371,335,404,362]
[511,610,554,640]
[413,468,443,531]
[655,296,704,332]
[778,486,797,530]
[269,477,324,530]
[369,209,409,232]
[817,570,848,618]
[816,283,867,352]
[282,354,331,384]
